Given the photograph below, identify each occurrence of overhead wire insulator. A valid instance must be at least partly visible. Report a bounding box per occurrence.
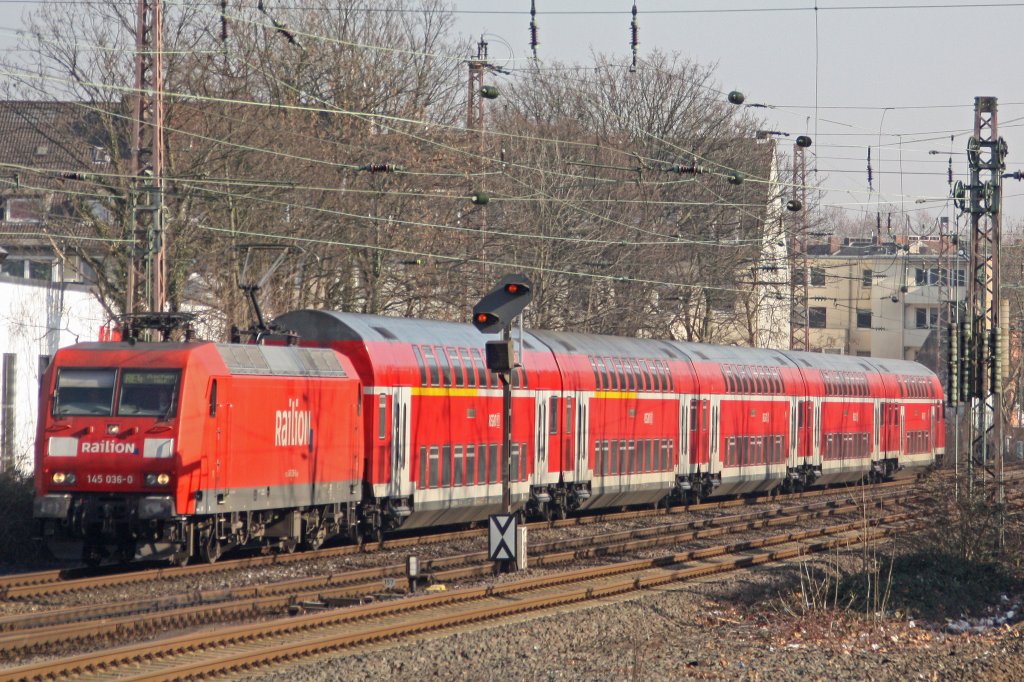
[727,171,744,185]
[727,91,745,105]
[220,0,228,41]
[359,163,401,173]
[529,0,539,59]
[866,146,873,191]
[795,135,812,148]
[947,322,959,404]
[629,2,639,73]
[471,191,490,205]
[786,199,803,212]
[667,163,705,175]
[479,85,500,99]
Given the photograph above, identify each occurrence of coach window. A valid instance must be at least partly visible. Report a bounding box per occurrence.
[520,442,529,480]
[454,445,464,486]
[441,445,452,486]
[412,347,428,386]
[641,360,657,392]
[549,396,559,434]
[418,446,427,489]
[465,445,476,485]
[489,444,499,483]
[510,443,519,481]
[618,440,628,474]
[602,358,616,390]
[208,379,217,418]
[447,348,465,387]
[428,446,440,488]
[435,346,453,386]
[664,361,675,391]
[459,349,477,388]
[633,359,647,391]
[723,366,734,393]
[565,398,573,434]
[589,357,601,388]
[378,394,387,439]
[595,357,610,390]
[478,443,488,483]
[469,349,488,388]
[620,359,635,391]
[422,347,440,386]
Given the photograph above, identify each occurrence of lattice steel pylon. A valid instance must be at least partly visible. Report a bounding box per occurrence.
[127,0,166,315]
[959,96,1006,523]
[790,143,809,351]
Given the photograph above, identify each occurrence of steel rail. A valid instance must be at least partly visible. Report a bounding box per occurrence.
[3,513,916,681]
[0,478,924,600]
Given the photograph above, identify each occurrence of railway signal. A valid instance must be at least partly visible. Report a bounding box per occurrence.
[472,274,534,334]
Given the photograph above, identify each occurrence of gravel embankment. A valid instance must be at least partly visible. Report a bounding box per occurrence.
[245,556,1024,682]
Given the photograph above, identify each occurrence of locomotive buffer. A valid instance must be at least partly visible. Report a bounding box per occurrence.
[473,274,533,571]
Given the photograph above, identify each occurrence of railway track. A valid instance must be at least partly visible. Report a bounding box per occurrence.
[0,478,919,600]
[0,491,920,665]
[2,510,919,682]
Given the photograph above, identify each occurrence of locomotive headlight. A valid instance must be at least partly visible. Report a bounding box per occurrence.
[66,473,76,484]
[144,473,156,486]
[156,473,170,485]
[52,472,65,484]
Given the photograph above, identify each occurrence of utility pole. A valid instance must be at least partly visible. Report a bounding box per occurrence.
[129,0,166,316]
[958,96,1006,543]
[790,142,810,351]
[467,37,499,288]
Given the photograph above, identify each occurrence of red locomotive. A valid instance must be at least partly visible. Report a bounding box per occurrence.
[33,310,943,565]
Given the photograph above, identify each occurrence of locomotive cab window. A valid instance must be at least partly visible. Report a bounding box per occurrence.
[53,368,116,416]
[119,370,181,418]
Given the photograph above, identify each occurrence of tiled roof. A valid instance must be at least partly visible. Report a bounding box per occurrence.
[0,101,125,251]
[0,100,122,176]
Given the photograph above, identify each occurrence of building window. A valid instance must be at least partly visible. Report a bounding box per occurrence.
[809,307,827,328]
[793,267,806,286]
[915,307,939,329]
[810,267,825,287]
[914,268,927,285]
[856,351,871,357]
[856,309,872,328]
[862,269,872,287]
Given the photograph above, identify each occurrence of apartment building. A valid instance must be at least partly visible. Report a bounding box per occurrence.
[802,236,964,364]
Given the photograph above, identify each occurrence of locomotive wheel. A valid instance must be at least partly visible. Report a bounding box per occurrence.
[279,538,298,554]
[557,504,568,521]
[200,536,222,563]
[303,525,326,551]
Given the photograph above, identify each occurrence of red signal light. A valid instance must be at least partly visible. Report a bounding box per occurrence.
[476,312,494,324]
[505,283,520,294]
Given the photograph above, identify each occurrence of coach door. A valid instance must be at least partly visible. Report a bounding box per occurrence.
[796,400,814,459]
[899,404,907,457]
[688,398,709,466]
[388,388,411,498]
[212,388,230,508]
[575,398,588,480]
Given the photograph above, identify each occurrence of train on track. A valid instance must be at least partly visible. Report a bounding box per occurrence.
[33,310,944,565]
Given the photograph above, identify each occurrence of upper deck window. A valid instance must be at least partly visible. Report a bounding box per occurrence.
[118,370,181,417]
[54,368,116,416]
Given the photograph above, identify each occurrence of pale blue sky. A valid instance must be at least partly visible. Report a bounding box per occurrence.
[1,1,1023,227]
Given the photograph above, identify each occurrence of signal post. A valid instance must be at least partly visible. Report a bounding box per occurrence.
[473,274,534,571]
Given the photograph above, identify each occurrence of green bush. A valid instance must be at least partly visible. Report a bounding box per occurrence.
[0,470,49,565]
